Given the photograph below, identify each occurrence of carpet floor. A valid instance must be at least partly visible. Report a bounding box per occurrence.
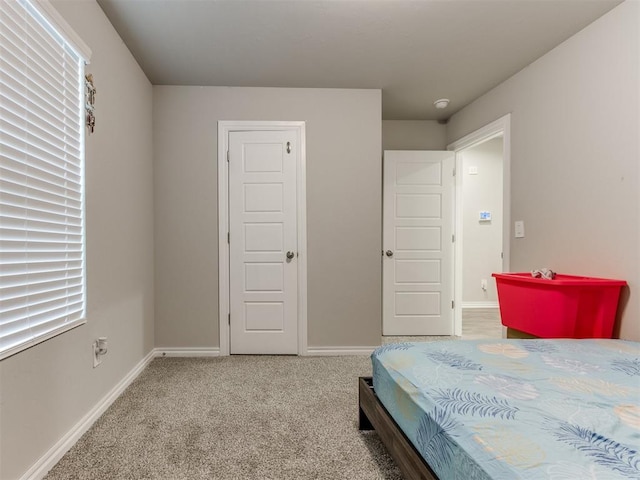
[44,355,403,480]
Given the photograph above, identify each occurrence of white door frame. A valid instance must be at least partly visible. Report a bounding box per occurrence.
[218,121,308,356]
[447,114,511,336]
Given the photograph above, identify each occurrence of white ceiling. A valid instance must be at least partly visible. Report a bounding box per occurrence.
[96,0,622,120]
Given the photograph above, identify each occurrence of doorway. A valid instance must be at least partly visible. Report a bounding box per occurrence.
[448,114,511,337]
[218,122,308,355]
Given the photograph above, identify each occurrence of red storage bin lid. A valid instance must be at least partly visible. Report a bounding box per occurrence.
[492,272,627,287]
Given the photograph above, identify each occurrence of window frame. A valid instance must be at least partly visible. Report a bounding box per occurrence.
[0,0,92,360]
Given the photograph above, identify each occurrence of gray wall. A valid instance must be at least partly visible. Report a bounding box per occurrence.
[382,120,447,150]
[3,2,638,477]
[153,87,382,349]
[448,0,639,340]
[461,138,503,304]
[0,1,155,478]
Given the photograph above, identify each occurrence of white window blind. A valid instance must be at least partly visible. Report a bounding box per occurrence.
[1,0,90,360]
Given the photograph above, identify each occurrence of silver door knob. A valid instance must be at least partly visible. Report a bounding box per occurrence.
[286,251,295,260]
[385,250,393,257]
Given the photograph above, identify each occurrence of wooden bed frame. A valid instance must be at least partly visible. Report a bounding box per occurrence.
[358,377,439,480]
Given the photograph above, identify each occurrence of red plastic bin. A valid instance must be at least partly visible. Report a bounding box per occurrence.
[492,273,626,339]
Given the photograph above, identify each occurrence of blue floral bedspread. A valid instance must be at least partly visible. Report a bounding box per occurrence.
[371,339,640,479]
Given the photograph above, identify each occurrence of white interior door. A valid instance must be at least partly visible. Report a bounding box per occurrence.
[229,130,298,354]
[383,151,455,336]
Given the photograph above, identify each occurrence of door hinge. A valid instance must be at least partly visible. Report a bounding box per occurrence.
[226,150,229,162]
[451,300,455,309]
[501,252,504,259]
[227,232,230,244]
[228,313,231,325]
[453,167,456,177]
[452,234,455,243]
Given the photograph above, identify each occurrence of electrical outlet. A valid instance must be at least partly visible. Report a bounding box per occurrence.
[481,279,487,291]
[92,337,108,368]
[92,341,102,368]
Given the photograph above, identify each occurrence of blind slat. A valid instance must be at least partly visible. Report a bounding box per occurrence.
[0,214,82,230]
[0,266,84,285]
[1,192,82,217]
[1,164,82,193]
[1,64,81,130]
[0,202,82,226]
[1,178,82,207]
[0,58,81,129]
[27,301,85,329]
[1,140,82,176]
[0,265,83,283]
[1,162,82,194]
[29,304,84,332]
[1,274,83,300]
[0,238,82,249]
[1,5,77,87]
[0,286,83,316]
[3,117,80,163]
[1,79,82,140]
[2,110,82,161]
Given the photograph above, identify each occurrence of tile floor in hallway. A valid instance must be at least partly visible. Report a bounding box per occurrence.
[462,308,504,339]
[382,308,503,344]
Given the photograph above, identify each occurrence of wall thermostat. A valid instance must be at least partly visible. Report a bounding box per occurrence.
[479,211,492,221]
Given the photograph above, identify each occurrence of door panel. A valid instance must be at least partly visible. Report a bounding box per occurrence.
[395,292,440,315]
[395,260,440,283]
[244,223,283,251]
[245,302,284,330]
[396,193,441,218]
[383,151,454,336]
[229,130,298,354]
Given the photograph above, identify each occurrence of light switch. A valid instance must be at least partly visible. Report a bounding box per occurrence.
[515,221,525,238]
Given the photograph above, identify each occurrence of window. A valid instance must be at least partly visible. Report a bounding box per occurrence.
[1,0,91,360]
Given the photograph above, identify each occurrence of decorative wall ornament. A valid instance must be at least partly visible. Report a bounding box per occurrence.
[85,74,96,133]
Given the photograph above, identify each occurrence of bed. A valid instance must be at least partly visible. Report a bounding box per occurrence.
[358,339,640,480]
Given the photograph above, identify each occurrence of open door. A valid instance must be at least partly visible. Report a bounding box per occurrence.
[383,151,455,336]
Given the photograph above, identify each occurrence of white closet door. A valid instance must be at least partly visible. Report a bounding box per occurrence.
[229,130,298,354]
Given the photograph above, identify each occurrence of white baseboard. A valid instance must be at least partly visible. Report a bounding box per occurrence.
[306,346,378,356]
[21,349,156,480]
[462,301,499,309]
[154,347,220,357]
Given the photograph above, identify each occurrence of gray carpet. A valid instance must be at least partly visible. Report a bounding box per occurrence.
[44,355,403,479]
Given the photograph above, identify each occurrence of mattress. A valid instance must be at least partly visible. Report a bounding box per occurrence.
[371,339,640,480]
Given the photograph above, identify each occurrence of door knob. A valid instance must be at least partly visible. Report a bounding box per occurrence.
[286,251,295,260]
[385,250,393,257]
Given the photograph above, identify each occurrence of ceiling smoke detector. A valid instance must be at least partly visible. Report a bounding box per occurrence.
[434,98,450,109]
